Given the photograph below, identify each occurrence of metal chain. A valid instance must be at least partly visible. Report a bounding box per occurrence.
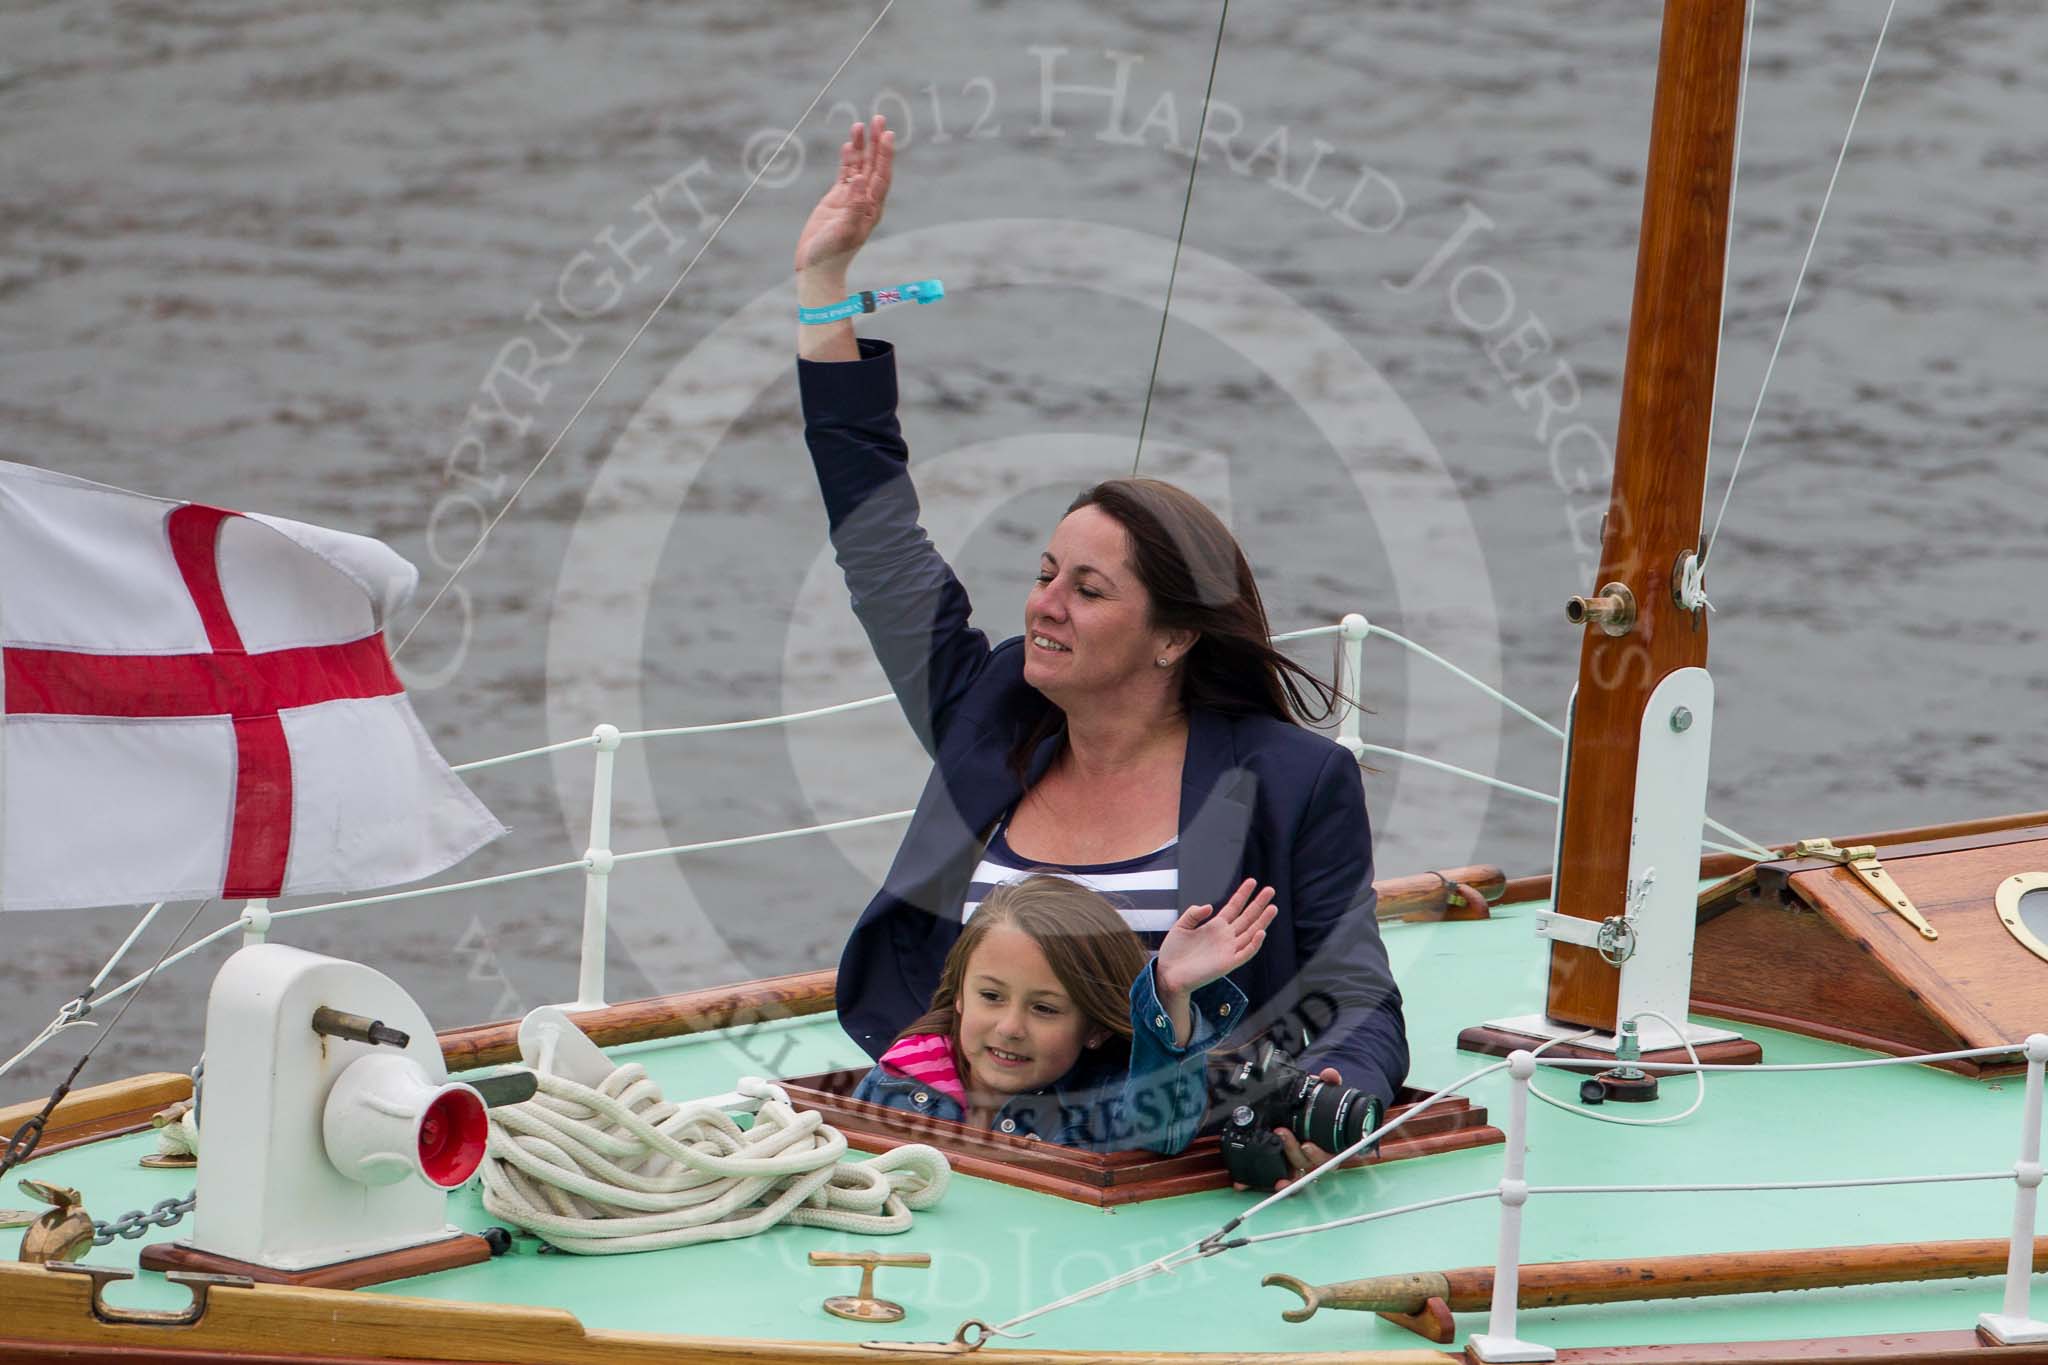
[93,1191,195,1246]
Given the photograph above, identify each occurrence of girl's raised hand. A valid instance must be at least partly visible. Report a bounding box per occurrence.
[1154,878,1278,1000]
[794,116,895,275]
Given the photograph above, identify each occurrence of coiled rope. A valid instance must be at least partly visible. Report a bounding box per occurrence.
[479,1068,949,1255]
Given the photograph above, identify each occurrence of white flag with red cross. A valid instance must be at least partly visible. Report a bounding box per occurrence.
[0,460,505,911]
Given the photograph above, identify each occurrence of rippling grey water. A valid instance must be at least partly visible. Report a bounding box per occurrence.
[4,1,2045,1097]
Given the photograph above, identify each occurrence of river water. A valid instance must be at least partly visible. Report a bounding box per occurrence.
[3,0,2045,1097]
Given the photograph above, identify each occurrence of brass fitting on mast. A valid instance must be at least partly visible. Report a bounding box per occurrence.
[1565,582,1637,636]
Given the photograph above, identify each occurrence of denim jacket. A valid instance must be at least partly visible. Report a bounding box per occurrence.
[849,961,1247,1154]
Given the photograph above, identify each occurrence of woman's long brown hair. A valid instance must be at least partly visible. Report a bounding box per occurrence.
[1010,477,1357,778]
[892,875,1147,1061]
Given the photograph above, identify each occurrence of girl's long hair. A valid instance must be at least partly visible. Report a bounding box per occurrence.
[893,875,1146,1063]
[1010,478,1357,778]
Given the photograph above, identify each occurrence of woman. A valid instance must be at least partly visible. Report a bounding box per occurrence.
[795,118,1407,1184]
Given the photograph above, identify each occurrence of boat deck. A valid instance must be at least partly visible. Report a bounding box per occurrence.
[7,897,2036,1355]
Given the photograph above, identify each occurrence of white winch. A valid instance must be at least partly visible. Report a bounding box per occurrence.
[171,943,489,1271]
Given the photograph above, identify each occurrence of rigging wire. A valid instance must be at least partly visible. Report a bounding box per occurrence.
[390,0,900,661]
[0,897,217,1179]
[0,899,174,1086]
[1131,0,1233,477]
[1698,0,1756,545]
[1699,0,1897,570]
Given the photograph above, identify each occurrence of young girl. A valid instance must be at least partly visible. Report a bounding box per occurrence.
[850,874,1276,1153]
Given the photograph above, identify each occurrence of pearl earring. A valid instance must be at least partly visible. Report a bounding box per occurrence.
[1155,656,1170,668]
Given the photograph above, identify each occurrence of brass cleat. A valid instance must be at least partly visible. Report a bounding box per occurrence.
[16,1179,95,1264]
[810,1249,931,1323]
[1794,838,1938,940]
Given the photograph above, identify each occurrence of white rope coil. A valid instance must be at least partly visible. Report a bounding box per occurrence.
[478,1069,949,1255]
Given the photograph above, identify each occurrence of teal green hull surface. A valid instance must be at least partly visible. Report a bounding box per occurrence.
[9,900,2037,1353]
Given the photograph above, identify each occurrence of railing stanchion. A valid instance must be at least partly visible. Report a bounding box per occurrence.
[1980,1032,2048,1344]
[1469,1050,1555,1363]
[240,900,271,947]
[1337,613,1369,760]
[572,724,622,1012]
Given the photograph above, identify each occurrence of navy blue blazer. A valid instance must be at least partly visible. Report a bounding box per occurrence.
[798,339,1410,1107]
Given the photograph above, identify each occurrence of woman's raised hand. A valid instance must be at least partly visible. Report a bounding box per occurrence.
[794,116,895,277]
[1154,878,1278,1000]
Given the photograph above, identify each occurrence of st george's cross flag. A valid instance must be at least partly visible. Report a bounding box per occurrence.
[0,460,505,911]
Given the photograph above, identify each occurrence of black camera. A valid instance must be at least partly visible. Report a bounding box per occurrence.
[1215,1043,1382,1190]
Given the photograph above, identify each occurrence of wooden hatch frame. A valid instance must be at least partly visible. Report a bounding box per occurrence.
[775,1068,1503,1207]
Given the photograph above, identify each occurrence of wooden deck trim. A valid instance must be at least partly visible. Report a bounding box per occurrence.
[0,1072,191,1161]
[5,1254,2038,1365]
[437,969,839,1073]
[0,1260,1447,1364]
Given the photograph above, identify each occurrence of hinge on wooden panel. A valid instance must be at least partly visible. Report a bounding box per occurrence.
[1792,838,1938,940]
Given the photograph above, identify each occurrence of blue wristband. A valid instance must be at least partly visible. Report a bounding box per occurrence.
[798,278,945,325]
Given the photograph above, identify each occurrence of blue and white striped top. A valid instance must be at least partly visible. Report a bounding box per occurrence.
[961,818,1182,947]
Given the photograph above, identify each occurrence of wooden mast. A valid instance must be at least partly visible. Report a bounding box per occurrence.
[1544,0,1747,1029]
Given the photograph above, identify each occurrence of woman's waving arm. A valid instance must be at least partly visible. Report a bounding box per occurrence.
[796,117,895,363]
[796,117,992,755]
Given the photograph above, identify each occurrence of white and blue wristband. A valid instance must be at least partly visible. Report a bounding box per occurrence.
[798,278,945,325]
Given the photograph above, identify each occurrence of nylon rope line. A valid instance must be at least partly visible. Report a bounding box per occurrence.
[1527,1007,1707,1130]
[1703,813,1774,860]
[1699,0,1897,571]
[390,0,899,660]
[1697,0,1757,545]
[1130,0,1232,477]
[478,1068,950,1253]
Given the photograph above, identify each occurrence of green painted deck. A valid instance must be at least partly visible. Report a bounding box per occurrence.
[9,897,2040,1354]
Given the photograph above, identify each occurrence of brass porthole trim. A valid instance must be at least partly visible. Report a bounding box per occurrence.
[1993,872,2048,967]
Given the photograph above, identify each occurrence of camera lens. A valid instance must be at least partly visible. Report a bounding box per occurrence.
[1294,1078,1372,1152]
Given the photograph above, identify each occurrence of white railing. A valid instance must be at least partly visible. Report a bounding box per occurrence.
[1468,1038,2048,1357]
[1189,1037,2048,1356]
[4,611,1763,1082]
[943,1032,2048,1348]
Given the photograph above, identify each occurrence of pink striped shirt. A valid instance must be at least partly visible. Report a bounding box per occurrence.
[876,1031,969,1109]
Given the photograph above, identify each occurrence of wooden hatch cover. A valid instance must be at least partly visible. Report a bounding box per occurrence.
[1692,822,2048,1076]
